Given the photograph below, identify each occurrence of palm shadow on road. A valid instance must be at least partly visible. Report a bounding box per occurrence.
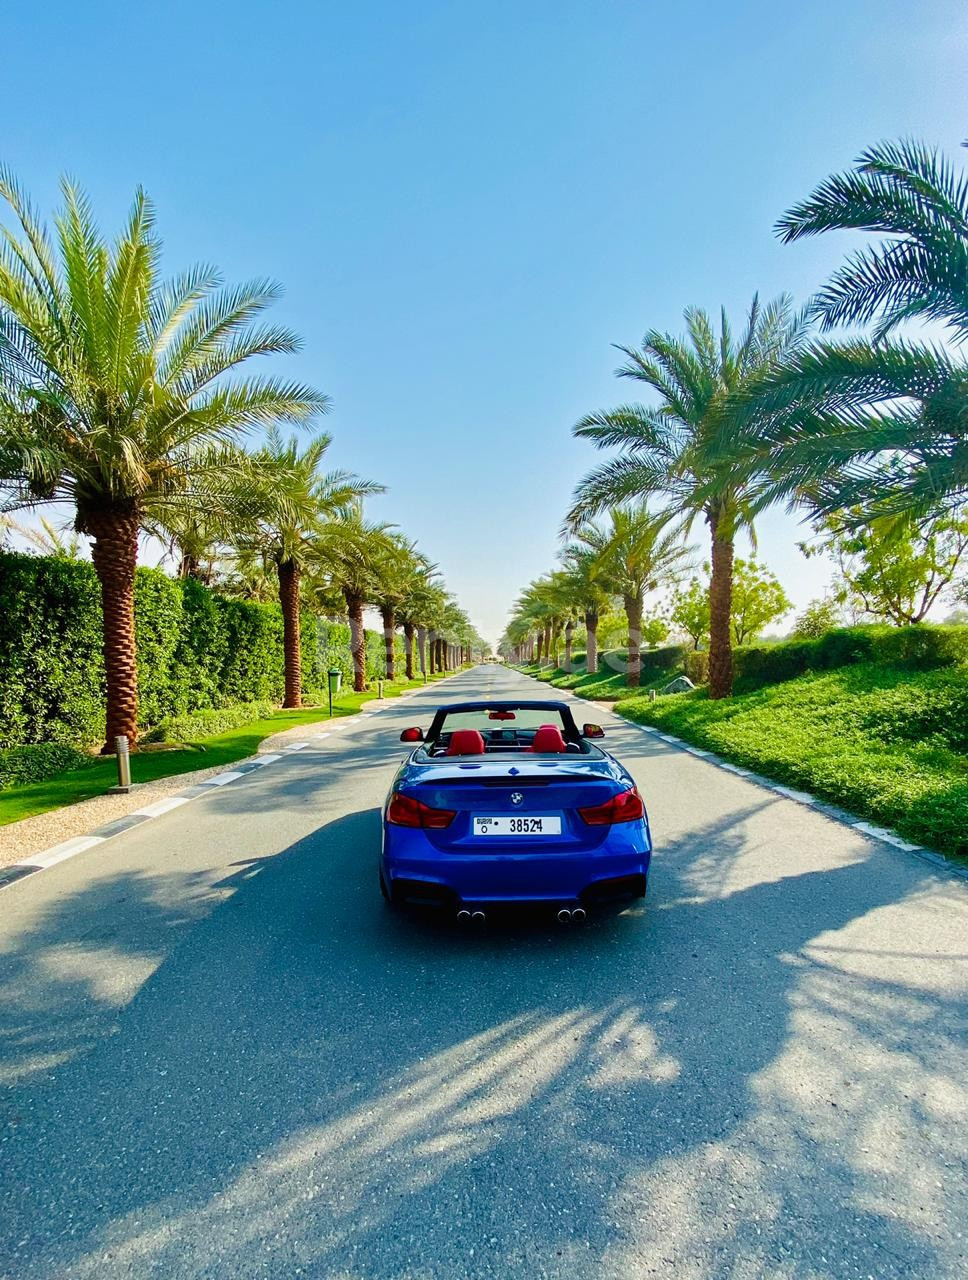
[1,769,966,1279]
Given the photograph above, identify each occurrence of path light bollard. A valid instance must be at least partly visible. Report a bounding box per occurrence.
[378,678,384,699]
[649,689,657,704]
[328,668,342,718]
[115,735,132,792]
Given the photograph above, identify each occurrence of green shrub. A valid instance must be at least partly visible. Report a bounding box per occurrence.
[0,743,94,789]
[678,625,968,693]
[619,660,968,857]
[143,701,278,744]
[599,645,687,682]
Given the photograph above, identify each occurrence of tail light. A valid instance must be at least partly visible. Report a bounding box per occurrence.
[386,792,456,829]
[578,787,645,826]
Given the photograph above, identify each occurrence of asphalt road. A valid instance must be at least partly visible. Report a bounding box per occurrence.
[1,666,966,1280]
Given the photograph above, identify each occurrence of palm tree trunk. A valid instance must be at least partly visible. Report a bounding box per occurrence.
[345,590,367,692]
[381,606,396,681]
[585,608,599,675]
[624,592,643,688]
[278,558,302,708]
[708,512,734,699]
[403,622,415,680]
[564,618,574,672]
[84,503,141,751]
[416,625,427,676]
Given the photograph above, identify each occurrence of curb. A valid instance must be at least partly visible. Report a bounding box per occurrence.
[0,674,460,893]
[542,679,968,886]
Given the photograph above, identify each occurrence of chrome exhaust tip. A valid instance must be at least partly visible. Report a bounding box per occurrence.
[471,910,486,924]
[572,907,587,923]
[456,909,471,923]
[557,908,573,924]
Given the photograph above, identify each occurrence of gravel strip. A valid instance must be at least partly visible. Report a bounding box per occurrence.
[0,759,235,869]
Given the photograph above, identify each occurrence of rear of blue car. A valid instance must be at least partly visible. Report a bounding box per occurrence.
[381,758,651,914]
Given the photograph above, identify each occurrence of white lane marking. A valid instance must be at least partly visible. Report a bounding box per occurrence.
[314,733,330,739]
[684,747,712,758]
[254,752,282,765]
[772,785,816,806]
[283,742,310,752]
[132,796,191,818]
[200,771,244,786]
[657,734,680,744]
[28,835,106,870]
[717,762,753,777]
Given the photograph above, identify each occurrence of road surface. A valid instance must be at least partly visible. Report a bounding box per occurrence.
[1,667,966,1280]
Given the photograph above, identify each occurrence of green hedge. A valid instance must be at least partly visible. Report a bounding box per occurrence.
[599,645,688,682]
[0,743,93,790]
[681,625,968,692]
[0,552,331,748]
[143,701,278,744]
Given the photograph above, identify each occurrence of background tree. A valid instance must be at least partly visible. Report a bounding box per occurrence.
[573,505,692,686]
[669,576,711,649]
[801,505,968,625]
[242,429,380,707]
[316,514,396,691]
[0,174,325,746]
[729,559,792,644]
[791,597,842,638]
[570,296,807,697]
[559,542,612,673]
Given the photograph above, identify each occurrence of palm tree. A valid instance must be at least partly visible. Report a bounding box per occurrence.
[559,542,613,674]
[0,174,325,746]
[240,429,380,707]
[737,139,968,516]
[371,534,427,683]
[316,513,396,692]
[396,555,441,680]
[572,505,692,686]
[568,296,807,697]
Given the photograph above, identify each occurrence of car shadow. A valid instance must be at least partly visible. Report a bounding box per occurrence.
[1,794,965,1279]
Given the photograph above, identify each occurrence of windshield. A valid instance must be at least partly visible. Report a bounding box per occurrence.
[438,707,568,734]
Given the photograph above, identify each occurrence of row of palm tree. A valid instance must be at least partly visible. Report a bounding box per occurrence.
[503,138,968,696]
[0,173,483,748]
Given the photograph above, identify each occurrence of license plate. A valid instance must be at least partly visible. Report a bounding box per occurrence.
[473,816,561,836]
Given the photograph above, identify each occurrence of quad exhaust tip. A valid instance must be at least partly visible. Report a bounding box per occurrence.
[572,907,587,923]
[557,908,572,924]
[456,909,471,923]
[471,910,486,924]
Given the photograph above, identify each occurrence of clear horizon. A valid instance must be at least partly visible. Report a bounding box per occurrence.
[3,1,966,642]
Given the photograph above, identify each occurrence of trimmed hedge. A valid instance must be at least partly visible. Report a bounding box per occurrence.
[682,625,968,692]
[0,743,93,790]
[599,645,688,682]
[143,701,277,744]
[0,552,329,748]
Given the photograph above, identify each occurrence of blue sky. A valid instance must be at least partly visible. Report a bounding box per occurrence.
[3,1,966,641]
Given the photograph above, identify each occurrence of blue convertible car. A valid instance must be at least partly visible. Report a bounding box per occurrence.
[380,700,652,922]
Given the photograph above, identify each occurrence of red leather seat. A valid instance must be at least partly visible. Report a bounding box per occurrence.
[446,729,485,756]
[531,724,567,753]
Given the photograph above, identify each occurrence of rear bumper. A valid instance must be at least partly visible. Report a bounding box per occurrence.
[382,824,651,908]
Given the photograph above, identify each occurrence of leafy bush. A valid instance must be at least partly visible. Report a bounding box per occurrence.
[0,743,93,789]
[143,701,277,744]
[599,645,687,681]
[680,625,968,692]
[619,660,968,857]
[0,551,333,747]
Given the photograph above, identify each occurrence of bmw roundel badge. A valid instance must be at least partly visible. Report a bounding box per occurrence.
[510,791,524,806]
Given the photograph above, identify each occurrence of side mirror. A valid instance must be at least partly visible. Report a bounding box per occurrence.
[582,723,605,739]
[400,727,424,743]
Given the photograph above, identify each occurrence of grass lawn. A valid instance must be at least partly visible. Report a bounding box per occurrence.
[521,663,683,701]
[0,673,452,828]
[616,661,968,860]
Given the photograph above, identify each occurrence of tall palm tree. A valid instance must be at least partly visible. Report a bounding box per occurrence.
[316,513,396,691]
[572,505,692,686]
[240,429,381,707]
[559,542,613,674]
[568,296,807,697]
[396,555,441,680]
[371,534,427,683]
[0,174,325,746]
[737,139,968,515]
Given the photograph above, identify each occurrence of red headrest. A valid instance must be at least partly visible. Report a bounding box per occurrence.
[446,729,485,756]
[531,724,567,753]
